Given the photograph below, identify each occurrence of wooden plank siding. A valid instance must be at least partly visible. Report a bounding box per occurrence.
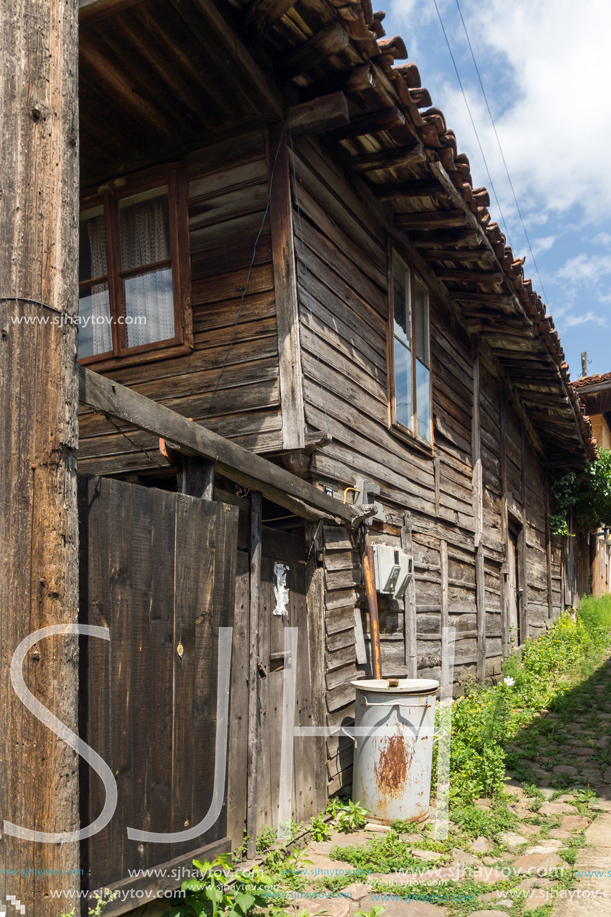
[290,133,565,782]
[78,130,284,474]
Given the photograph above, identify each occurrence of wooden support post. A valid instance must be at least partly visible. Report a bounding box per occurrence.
[362,545,382,679]
[499,390,510,657]
[544,476,554,624]
[304,522,327,814]
[472,352,486,681]
[246,492,262,859]
[0,0,80,911]
[519,426,529,640]
[402,512,418,677]
[267,124,305,451]
[182,456,215,500]
[440,540,449,637]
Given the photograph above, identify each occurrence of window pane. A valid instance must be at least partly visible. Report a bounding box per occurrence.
[416,360,431,442]
[118,185,171,271]
[78,282,111,358]
[79,205,107,283]
[394,341,412,431]
[414,279,429,365]
[392,252,410,348]
[123,267,175,348]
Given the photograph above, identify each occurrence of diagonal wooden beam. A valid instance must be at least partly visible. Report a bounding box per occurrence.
[79,367,372,528]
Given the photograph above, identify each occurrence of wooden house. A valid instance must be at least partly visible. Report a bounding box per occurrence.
[72,0,600,902]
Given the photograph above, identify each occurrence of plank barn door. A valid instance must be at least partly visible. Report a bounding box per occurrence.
[255,528,319,831]
[78,475,238,897]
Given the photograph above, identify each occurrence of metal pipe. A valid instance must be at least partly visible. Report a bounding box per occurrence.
[362,542,382,679]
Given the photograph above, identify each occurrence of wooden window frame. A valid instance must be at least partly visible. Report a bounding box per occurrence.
[387,241,433,452]
[78,164,192,371]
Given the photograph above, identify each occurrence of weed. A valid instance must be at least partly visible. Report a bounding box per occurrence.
[310,814,332,842]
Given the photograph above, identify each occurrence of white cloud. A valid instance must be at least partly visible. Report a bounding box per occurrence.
[404,0,611,222]
[564,312,608,327]
[532,235,556,256]
[557,253,611,283]
[594,232,611,246]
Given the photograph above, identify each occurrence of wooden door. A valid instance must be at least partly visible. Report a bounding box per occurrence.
[255,528,319,831]
[78,475,239,895]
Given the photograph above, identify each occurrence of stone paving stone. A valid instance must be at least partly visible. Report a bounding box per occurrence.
[500,831,528,849]
[548,828,572,840]
[289,896,351,917]
[451,847,478,867]
[553,765,579,776]
[378,903,447,917]
[467,912,511,917]
[338,884,373,901]
[412,849,444,862]
[472,867,511,885]
[470,836,493,853]
[299,853,357,878]
[511,851,565,872]
[561,814,590,831]
[523,887,554,910]
[539,801,574,815]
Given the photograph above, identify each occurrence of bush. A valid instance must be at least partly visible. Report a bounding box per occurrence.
[447,600,611,803]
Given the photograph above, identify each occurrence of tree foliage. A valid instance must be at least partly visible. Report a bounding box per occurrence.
[550,448,611,535]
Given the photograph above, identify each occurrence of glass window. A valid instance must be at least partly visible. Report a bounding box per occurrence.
[78,172,187,364]
[390,251,431,444]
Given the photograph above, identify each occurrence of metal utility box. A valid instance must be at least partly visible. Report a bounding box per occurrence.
[372,544,413,598]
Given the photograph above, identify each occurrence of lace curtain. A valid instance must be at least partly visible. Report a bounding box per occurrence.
[119,197,175,348]
[87,215,112,355]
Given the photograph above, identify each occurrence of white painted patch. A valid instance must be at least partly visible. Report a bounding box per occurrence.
[273,563,290,616]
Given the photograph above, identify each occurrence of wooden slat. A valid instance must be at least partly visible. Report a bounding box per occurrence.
[268,124,305,450]
[79,366,371,527]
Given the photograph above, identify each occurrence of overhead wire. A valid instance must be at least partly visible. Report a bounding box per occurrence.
[453,0,551,305]
[430,0,515,252]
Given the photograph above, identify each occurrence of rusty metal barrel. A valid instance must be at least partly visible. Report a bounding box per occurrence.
[351,678,439,824]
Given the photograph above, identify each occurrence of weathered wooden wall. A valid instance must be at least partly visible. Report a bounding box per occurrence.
[290,135,565,795]
[78,130,283,475]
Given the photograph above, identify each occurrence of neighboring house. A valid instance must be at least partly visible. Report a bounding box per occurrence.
[72,0,598,900]
[574,373,611,596]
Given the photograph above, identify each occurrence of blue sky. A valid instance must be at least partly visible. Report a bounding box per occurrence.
[383,0,611,379]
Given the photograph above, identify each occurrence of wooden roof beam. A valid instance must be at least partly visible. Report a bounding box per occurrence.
[242,0,299,36]
[423,248,493,263]
[331,107,406,140]
[436,268,504,285]
[348,143,426,171]
[371,178,445,200]
[394,209,467,230]
[276,23,351,81]
[409,228,481,248]
[450,291,515,306]
[289,92,349,136]
[78,367,372,528]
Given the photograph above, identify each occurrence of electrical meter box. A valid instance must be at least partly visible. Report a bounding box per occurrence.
[372,544,413,598]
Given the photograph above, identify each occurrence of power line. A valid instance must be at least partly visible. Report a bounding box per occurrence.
[431,0,515,251]
[454,0,551,306]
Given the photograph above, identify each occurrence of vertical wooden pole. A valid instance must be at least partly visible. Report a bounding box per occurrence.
[472,351,486,681]
[246,492,262,859]
[182,456,215,499]
[544,475,554,624]
[362,545,382,679]
[0,0,80,911]
[499,391,510,656]
[440,540,449,638]
[519,426,529,640]
[402,511,418,678]
[267,123,305,451]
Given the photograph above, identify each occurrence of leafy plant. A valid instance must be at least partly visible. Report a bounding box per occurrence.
[355,906,386,917]
[549,448,611,535]
[163,856,275,917]
[310,813,332,842]
[62,890,119,917]
[324,798,368,833]
[256,825,278,853]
